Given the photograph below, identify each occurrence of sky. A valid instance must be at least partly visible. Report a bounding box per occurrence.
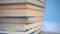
[42,0,60,33]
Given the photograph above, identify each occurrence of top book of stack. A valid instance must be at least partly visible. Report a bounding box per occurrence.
[0,0,45,7]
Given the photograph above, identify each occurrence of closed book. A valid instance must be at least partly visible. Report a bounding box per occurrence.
[27,4,43,11]
[30,29,41,34]
[0,0,44,7]
[0,18,43,24]
[0,10,43,16]
[40,0,45,3]
[0,27,41,34]
[0,22,43,31]
[0,4,43,11]
[33,29,41,34]
[27,0,44,7]
[0,0,26,3]
[0,3,26,10]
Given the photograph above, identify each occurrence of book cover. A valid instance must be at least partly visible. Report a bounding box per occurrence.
[0,22,43,31]
[0,0,44,7]
[0,4,43,10]
[0,27,41,34]
[0,9,43,16]
[0,17,43,23]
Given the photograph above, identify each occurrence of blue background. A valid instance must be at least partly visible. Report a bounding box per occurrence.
[42,0,60,33]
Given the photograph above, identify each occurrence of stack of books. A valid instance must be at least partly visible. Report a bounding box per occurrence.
[0,0,45,34]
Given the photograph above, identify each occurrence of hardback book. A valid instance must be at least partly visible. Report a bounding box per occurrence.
[0,9,43,16]
[27,4,44,11]
[39,0,45,3]
[0,17,43,24]
[0,3,26,10]
[34,30,41,34]
[30,29,41,34]
[0,22,43,31]
[0,27,41,34]
[27,0,44,7]
[0,3,43,11]
[0,0,44,7]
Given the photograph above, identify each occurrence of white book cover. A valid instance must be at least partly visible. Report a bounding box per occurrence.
[0,22,43,31]
[0,27,41,34]
[0,9,43,16]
